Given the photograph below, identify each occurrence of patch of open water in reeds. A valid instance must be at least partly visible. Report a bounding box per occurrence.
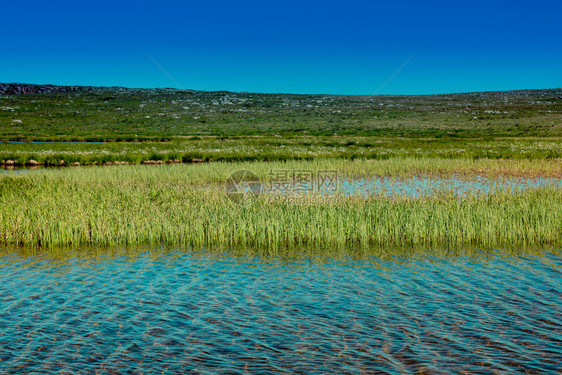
[338,175,562,198]
[0,247,560,373]
[261,175,562,200]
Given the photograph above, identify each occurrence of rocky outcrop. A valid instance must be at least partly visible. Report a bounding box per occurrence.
[0,83,99,95]
[0,82,185,96]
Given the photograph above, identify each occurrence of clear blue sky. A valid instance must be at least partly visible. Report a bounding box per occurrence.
[2,0,561,94]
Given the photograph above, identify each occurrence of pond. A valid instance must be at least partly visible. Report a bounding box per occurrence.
[0,248,560,373]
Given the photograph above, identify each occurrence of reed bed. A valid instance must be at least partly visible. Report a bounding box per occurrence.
[0,159,560,250]
[1,137,561,166]
[5,157,561,180]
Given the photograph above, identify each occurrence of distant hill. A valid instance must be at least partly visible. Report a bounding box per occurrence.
[1,82,561,141]
[1,82,561,98]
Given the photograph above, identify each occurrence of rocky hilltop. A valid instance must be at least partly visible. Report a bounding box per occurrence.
[0,83,102,95]
[2,82,561,99]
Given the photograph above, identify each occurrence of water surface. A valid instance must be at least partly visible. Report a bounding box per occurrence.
[339,175,562,197]
[1,141,105,144]
[0,249,560,373]
[262,175,562,198]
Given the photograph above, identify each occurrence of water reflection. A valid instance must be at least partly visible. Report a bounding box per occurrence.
[0,247,560,373]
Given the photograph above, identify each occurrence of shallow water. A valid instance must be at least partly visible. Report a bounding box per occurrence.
[0,169,35,174]
[0,167,54,174]
[0,249,560,373]
[262,175,562,199]
[340,175,562,198]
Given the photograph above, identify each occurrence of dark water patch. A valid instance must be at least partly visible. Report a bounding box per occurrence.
[1,141,105,144]
[0,248,560,373]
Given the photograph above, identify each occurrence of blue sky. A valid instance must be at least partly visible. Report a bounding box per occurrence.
[2,0,561,94]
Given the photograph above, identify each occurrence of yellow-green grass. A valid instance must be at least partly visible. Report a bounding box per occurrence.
[1,159,560,250]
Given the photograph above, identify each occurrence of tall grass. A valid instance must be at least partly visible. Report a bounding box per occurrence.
[0,160,560,250]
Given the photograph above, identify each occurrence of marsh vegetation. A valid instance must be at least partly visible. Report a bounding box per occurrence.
[1,159,560,249]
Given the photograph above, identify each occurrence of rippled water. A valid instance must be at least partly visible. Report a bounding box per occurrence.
[0,249,560,373]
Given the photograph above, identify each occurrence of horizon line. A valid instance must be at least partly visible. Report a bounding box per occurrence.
[1,81,561,97]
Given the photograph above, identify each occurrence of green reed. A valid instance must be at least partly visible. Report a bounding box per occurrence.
[1,137,562,166]
[0,160,560,250]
